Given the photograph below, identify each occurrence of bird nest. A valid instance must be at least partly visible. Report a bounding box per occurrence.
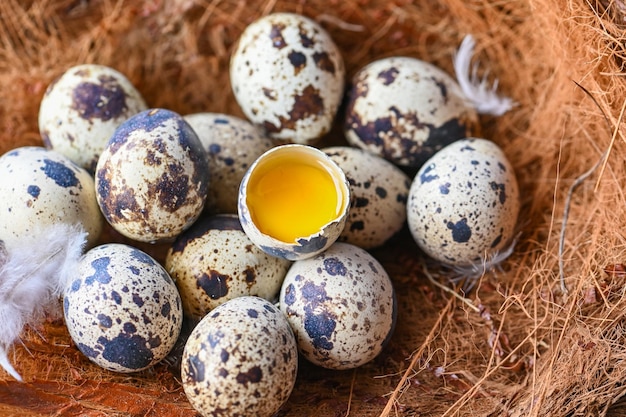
[1,0,626,416]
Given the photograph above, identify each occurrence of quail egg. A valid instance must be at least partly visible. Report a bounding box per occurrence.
[279,242,396,369]
[182,296,298,417]
[323,146,411,249]
[407,138,520,266]
[165,214,291,319]
[0,146,103,249]
[184,113,275,214]
[39,64,148,172]
[344,56,479,168]
[230,12,345,144]
[63,243,183,373]
[238,144,350,261]
[95,108,210,243]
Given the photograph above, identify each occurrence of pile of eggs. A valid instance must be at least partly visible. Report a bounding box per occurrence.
[0,11,520,417]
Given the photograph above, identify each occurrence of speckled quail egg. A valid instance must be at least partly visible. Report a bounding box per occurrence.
[165,214,291,319]
[39,64,148,173]
[63,243,183,373]
[95,108,210,243]
[238,144,350,261]
[230,12,345,144]
[407,138,520,266]
[182,296,298,417]
[279,242,396,370]
[322,146,411,249]
[344,56,479,168]
[0,146,103,249]
[184,113,275,214]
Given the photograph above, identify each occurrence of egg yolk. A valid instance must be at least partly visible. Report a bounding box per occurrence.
[246,151,345,243]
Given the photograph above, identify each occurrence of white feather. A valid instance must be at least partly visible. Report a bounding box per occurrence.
[453,34,515,116]
[447,234,520,293]
[0,223,87,381]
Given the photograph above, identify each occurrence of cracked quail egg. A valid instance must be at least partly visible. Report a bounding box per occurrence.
[0,146,103,249]
[230,12,345,144]
[344,56,479,168]
[182,296,298,417]
[63,243,183,373]
[184,113,275,214]
[279,242,396,370]
[165,214,291,319]
[407,138,520,266]
[95,108,210,243]
[322,146,411,249]
[39,64,148,173]
[238,144,350,261]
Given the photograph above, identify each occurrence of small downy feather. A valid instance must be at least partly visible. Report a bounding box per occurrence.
[453,34,515,116]
[448,234,520,292]
[0,223,87,381]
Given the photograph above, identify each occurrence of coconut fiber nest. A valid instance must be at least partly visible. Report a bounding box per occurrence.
[1,0,626,416]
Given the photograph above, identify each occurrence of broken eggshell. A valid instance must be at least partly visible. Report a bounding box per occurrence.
[95,108,210,243]
[407,138,520,267]
[230,12,345,144]
[238,144,350,261]
[344,56,479,168]
[38,64,148,173]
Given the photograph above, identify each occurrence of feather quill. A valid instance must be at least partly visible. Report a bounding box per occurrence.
[0,223,87,381]
[453,34,515,116]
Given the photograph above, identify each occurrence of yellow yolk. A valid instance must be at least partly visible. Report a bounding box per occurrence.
[246,151,345,243]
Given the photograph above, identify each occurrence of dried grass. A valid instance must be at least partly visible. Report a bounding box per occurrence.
[1,0,626,416]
